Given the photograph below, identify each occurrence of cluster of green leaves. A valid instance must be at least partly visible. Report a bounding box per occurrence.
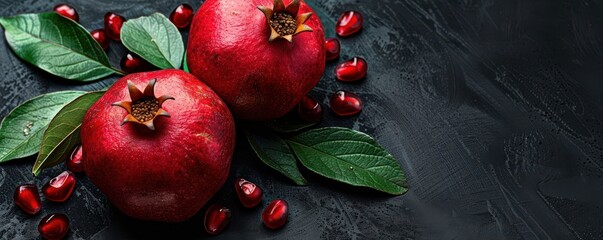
[0,12,184,81]
[0,91,85,163]
[0,12,407,195]
[247,122,407,195]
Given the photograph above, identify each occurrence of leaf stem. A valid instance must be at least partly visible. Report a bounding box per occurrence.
[112,67,127,75]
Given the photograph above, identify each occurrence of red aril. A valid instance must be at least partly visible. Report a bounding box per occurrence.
[66,145,84,173]
[13,184,41,215]
[42,171,76,203]
[325,38,340,60]
[262,199,288,229]
[121,53,154,73]
[104,12,125,41]
[91,29,110,50]
[329,91,363,116]
[169,4,194,29]
[204,204,231,235]
[235,177,263,208]
[38,213,69,240]
[336,11,363,37]
[335,57,367,82]
[298,95,322,122]
[53,4,79,22]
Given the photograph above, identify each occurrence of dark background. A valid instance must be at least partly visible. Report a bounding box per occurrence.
[1,0,603,239]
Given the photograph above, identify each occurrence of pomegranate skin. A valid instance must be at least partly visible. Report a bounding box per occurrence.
[81,69,236,223]
[187,0,326,120]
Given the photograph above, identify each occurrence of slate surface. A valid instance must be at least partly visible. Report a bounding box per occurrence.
[1,0,603,239]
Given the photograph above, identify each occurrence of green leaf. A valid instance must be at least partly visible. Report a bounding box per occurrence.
[266,114,317,133]
[286,127,407,195]
[33,91,104,176]
[182,52,189,73]
[245,130,308,185]
[121,13,184,69]
[0,91,85,163]
[0,13,119,81]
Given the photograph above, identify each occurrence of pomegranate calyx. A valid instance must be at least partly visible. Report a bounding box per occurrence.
[258,0,313,42]
[112,79,174,130]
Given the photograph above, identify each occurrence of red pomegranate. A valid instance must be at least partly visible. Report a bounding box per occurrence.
[187,0,325,120]
[81,69,236,222]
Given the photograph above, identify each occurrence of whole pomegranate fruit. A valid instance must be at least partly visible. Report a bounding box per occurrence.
[81,69,235,222]
[187,0,325,120]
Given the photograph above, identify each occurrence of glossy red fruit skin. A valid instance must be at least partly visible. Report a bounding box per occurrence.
[91,29,110,50]
[169,4,194,29]
[262,199,288,230]
[66,145,84,173]
[335,57,367,82]
[234,178,263,208]
[38,213,69,240]
[329,91,363,116]
[120,53,154,73]
[204,204,231,235]
[42,171,76,203]
[14,184,41,215]
[336,11,363,37]
[81,70,236,222]
[53,4,79,22]
[104,12,125,41]
[298,95,322,122]
[188,0,326,120]
[325,38,340,60]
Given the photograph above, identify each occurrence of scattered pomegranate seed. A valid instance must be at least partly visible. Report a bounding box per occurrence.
[66,145,84,173]
[298,95,323,122]
[13,184,41,215]
[335,57,367,82]
[262,199,288,230]
[336,11,363,37]
[169,4,194,29]
[53,4,79,22]
[234,177,263,208]
[90,29,110,51]
[204,203,231,235]
[42,171,76,203]
[329,91,363,117]
[120,53,154,73]
[104,12,125,41]
[38,213,69,240]
[325,38,340,61]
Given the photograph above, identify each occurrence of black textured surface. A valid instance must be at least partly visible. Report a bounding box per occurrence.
[1,0,603,239]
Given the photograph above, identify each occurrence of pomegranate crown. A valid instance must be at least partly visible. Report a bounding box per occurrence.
[258,0,313,42]
[112,79,174,130]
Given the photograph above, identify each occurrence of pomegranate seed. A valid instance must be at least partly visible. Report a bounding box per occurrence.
[335,57,367,82]
[90,29,109,51]
[234,177,263,208]
[336,11,363,37]
[298,95,322,122]
[53,4,79,22]
[169,4,194,29]
[262,199,288,230]
[42,171,76,203]
[104,12,125,41]
[66,145,84,173]
[329,91,363,117]
[38,213,69,240]
[120,52,154,73]
[325,38,340,61]
[204,203,231,235]
[13,184,41,215]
